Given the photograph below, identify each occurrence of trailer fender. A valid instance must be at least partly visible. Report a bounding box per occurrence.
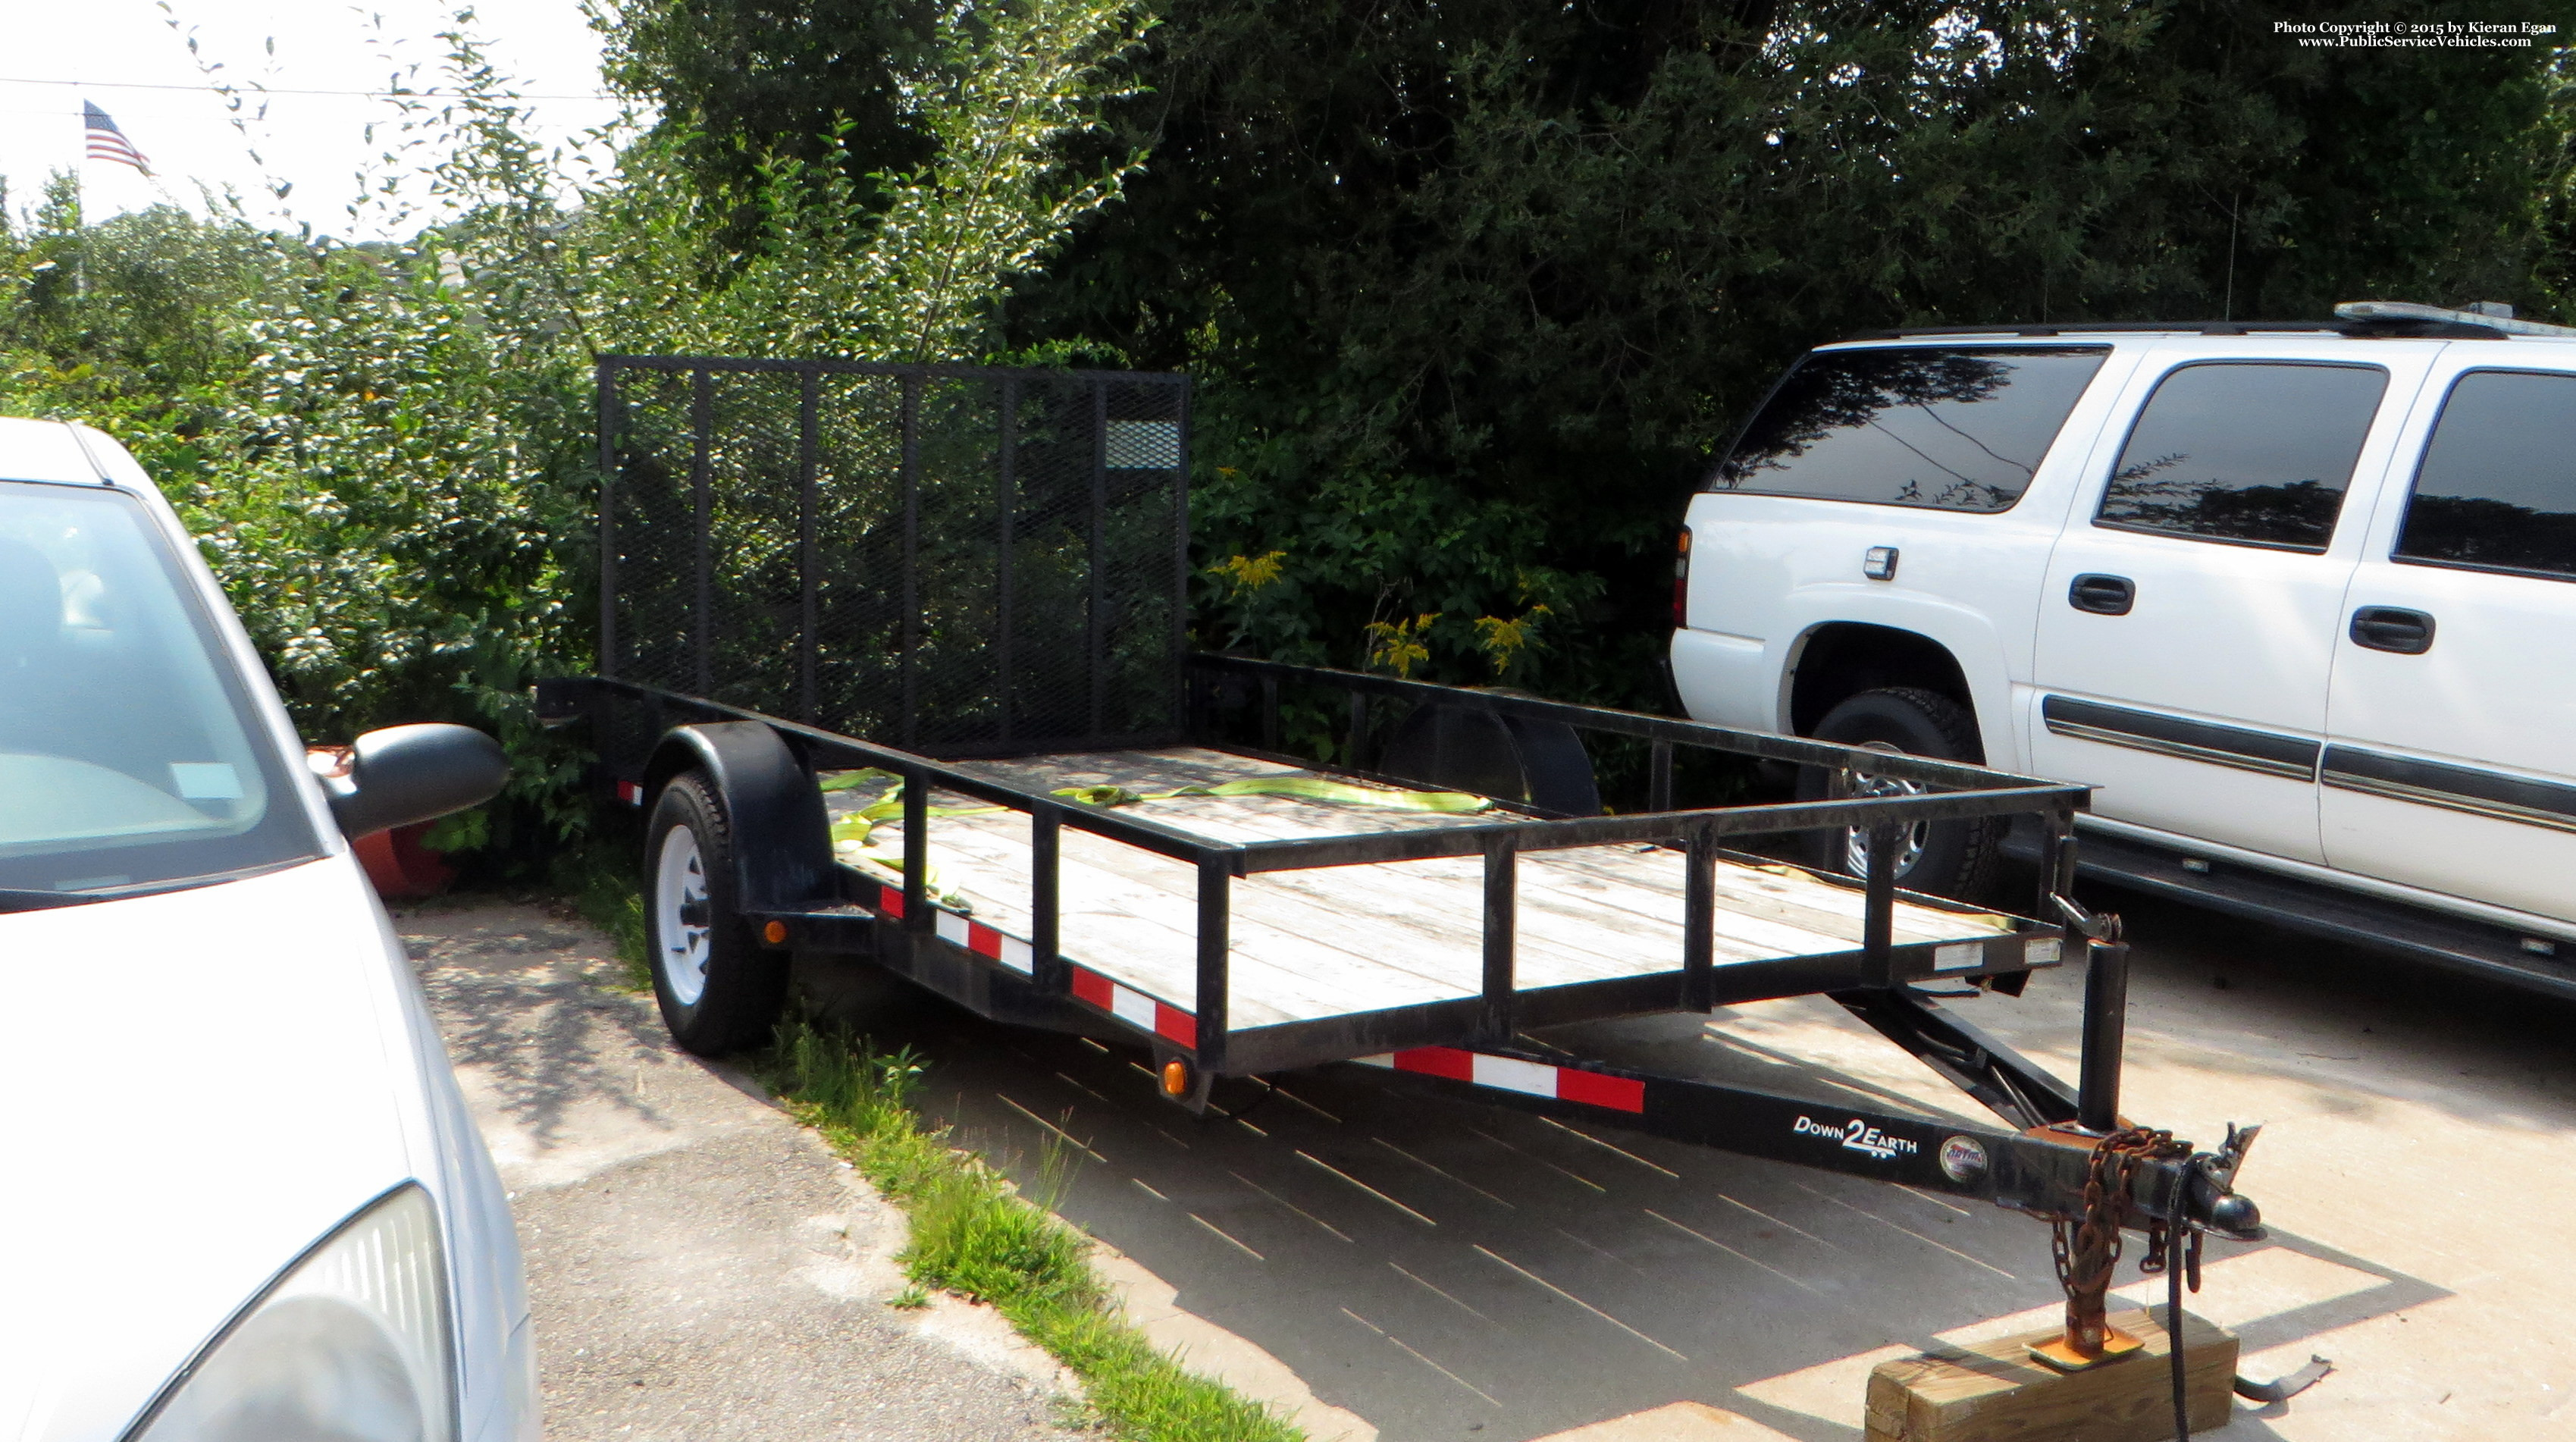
[1380,696,1603,816]
[643,722,837,912]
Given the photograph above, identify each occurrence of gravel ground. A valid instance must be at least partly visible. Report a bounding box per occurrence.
[400,898,1080,1442]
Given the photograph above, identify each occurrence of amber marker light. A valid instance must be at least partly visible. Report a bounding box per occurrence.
[762,920,788,945]
[1672,527,1693,629]
[1161,1059,1189,1096]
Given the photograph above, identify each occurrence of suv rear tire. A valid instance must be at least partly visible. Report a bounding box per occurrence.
[1795,687,2000,903]
[646,772,791,1055]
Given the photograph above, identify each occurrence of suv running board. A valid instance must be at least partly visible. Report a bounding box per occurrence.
[2005,823,2576,1001]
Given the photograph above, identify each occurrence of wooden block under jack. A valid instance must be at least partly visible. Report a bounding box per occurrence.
[1864,1306,2237,1442]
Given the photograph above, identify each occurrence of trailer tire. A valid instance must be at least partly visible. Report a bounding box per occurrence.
[1380,695,1601,816]
[1794,688,2001,904]
[646,771,789,1056]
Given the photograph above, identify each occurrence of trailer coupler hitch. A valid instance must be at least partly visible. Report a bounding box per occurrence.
[2034,892,2267,1375]
[2032,1118,2266,1375]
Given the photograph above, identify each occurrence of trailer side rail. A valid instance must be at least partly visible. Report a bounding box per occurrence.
[547,674,2088,1078]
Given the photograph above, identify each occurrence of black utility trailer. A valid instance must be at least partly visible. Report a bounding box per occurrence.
[539,356,2267,1374]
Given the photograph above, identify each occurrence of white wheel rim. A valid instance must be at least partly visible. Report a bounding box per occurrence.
[1841,741,1930,879]
[655,823,713,1005]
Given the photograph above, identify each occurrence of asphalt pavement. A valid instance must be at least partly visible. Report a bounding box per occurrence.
[397,878,2576,1442]
[802,880,2576,1442]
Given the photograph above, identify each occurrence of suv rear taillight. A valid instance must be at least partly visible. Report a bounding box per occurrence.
[1672,527,1692,629]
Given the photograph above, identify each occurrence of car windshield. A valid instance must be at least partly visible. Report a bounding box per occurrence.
[0,478,320,904]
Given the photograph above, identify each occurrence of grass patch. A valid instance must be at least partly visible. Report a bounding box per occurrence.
[766,1017,1305,1442]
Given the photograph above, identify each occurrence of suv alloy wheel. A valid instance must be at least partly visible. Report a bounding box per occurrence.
[1794,687,2001,902]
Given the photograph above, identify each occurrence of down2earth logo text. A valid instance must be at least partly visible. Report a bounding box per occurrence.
[1791,1114,1921,1161]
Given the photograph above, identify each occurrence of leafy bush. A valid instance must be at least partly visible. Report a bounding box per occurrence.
[0,0,1152,869]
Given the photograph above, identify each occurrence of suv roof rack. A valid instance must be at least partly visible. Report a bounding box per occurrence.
[2333,300,2576,338]
[1842,301,2576,344]
[1843,320,2339,340]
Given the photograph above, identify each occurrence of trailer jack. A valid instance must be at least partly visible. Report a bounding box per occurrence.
[2033,1124,2201,1371]
[1316,901,2274,1438]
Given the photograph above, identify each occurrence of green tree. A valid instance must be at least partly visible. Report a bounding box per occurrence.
[986,0,2575,704]
[2,0,1161,864]
[586,0,1154,365]
[600,0,947,258]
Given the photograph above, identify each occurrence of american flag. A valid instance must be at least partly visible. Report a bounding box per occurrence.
[83,102,152,175]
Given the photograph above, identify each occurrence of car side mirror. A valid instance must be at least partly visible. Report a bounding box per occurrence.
[319,723,509,839]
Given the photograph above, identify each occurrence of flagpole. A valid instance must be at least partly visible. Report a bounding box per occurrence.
[72,146,86,302]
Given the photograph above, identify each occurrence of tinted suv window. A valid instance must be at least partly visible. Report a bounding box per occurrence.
[2395,369,2576,580]
[2096,362,2386,550]
[1709,346,2107,512]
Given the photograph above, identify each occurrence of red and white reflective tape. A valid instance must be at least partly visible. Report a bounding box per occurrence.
[616,780,644,807]
[1353,1046,1645,1114]
[930,907,1036,976]
[1069,966,1197,1047]
[851,879,1195,1052]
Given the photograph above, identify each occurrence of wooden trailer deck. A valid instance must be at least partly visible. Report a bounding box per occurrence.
[827,748,2026,1034]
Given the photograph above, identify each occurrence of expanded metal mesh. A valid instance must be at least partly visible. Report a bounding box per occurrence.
[600,358,1189,754]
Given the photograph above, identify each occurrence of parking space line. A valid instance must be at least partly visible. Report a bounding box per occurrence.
[1340,1307,1502,1408]
[1472,1127,1606,1193]
[1474,1245,1689,1361]
[995,1093,1108,1163]
[1373,1136,1517,1208]
[1799,1185,2014,1280]
[1644,1208,1825,1298]
[1296,1150,1438,1226]
[1189,1212,1266,1262]
[1714,1191,1844,1253]
[1229,1171,1355,1243]
[1386,1332,1500,1408]
[1054,1071,1114,1105]
[1556,1226,1652,1278]
[1270,1086,1343,1124]
[1389,1261,1505,1329]
[1537,1117,1683,1178]
[1896,1184,1973,1218]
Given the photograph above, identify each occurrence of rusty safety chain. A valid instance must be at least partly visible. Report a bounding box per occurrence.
[2049,1126,2193,1356]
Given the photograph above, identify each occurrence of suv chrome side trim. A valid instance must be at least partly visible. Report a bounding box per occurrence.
[2039,696,2318,781]
[2070,813,2576,942]
[2322,746,2576,835]
[2034,822,2576,998]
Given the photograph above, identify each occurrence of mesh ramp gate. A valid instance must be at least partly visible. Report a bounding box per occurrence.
[597,357,1189,757]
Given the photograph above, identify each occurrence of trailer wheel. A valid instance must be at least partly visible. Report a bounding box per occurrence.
[1795,688,2000,903]
[645,772,789,1055]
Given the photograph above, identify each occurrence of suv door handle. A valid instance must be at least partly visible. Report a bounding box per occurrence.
[2069,573,2136,616]
[2350,606,2435,654]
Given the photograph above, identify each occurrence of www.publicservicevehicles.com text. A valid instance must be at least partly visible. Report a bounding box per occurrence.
[2280,18,2555,46]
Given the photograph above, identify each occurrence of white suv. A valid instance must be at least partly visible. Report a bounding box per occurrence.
[1669,303,2576,994]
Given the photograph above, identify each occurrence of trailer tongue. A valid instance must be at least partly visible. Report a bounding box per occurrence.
[551,354,2269,1400]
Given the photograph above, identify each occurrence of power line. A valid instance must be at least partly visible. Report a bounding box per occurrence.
[0,74,621,102]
